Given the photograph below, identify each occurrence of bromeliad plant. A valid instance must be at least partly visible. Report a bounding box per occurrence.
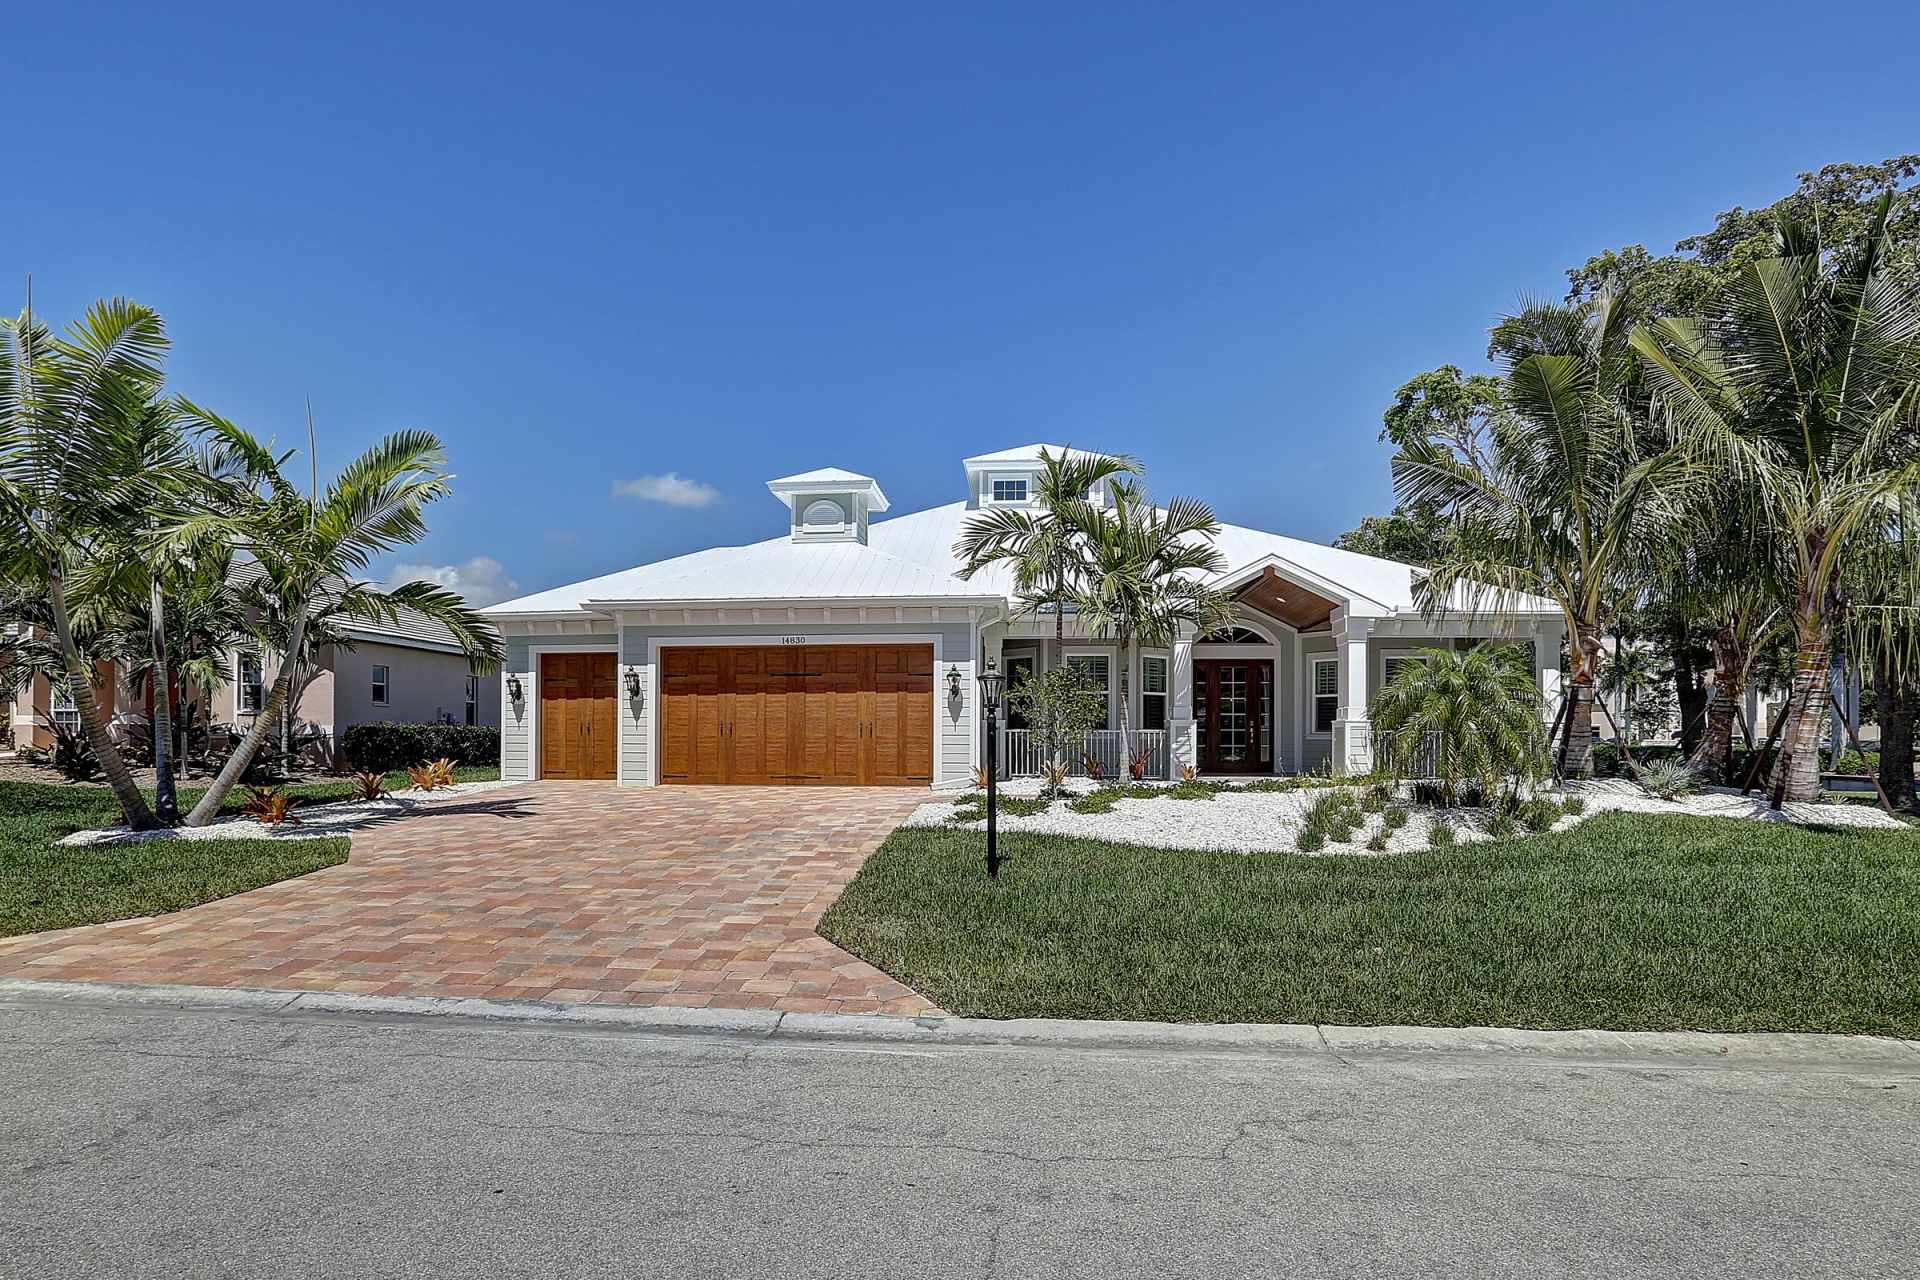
[348,770,389,802]
[406,758,458,792]
[242,785,304,826]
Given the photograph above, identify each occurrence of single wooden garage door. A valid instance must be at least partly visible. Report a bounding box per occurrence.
[541,652,618,779]
[659,644,934,786]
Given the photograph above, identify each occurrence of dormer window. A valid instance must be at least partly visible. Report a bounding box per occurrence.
[801,499,847,534]
[990,478,1029,504]
[766,467,889,545]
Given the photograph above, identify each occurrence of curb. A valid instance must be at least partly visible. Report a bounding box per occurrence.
[2,977,1917,1068]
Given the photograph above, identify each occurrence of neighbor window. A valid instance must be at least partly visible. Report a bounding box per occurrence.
[1066,654,1111,730]
[1311,658,1338,734]
[371,664,390,706]
[238,654,264,715]
[1140,656,1167,732]
[49,680,80,734]
[464,674,480,726]
[990,478,1028,503]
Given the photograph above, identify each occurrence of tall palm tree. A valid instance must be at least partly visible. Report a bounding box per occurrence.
[0,298,173,828]
[1634,199,1920,804]
[954,446,1143,669]
[1677,486,1789,781]
[180,413,503,826]
[1065,479,1236,766]
[1393,289,1695,778]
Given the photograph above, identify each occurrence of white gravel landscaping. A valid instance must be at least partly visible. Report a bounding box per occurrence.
[907,776,1911,855]
[57,781,519,848]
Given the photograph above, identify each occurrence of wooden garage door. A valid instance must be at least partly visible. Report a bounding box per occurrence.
[659,645,933,786]
[540,652,618,779]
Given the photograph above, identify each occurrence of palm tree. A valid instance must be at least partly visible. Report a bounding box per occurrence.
[180,414,504,826]
[1676,490,1789,781]
[1634,200,1920,804]
[954,445,1143,663]
[1392,288,1695,778]
[0,298,173,828]
[1369,645,1547,806]
[1602,639,1666,750]
[1065,479,1236,767]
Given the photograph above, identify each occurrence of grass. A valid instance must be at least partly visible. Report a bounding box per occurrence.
[819,811,1920,1034]
[0,766,498,939]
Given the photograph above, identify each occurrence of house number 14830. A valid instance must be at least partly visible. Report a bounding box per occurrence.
[780,636,809,645]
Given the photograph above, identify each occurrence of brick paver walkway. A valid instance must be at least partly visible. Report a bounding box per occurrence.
[0,783,936,1015]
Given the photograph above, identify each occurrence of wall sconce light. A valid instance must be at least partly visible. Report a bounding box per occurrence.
[624,667,643,699]
[506,674,524,703]
[946,665,963,700]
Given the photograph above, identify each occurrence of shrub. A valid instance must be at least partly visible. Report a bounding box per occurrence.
[950,793,1051,822]
[1359,788,1385,814]
[340,722,500,774]
[1296,828,1326,852]
[1382,805,1409,831]
[1428,821,1455,848]
[1518,797,1562,833]
[1561,795,1586,816]
[242,786,304,826]
[348,771,388,802]
[1486,812,1517,838]
[1368,645,1548,805]
[43,721,100,782]
[1639,758,1702,801]
[1366,831,1389,852]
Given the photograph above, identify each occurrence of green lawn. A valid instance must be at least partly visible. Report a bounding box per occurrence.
[819,812,1920,1035]
[0,766,499,939]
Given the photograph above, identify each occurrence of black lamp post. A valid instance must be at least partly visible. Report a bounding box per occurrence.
[978,658,1007,878]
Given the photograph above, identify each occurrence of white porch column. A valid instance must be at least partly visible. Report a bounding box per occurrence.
[1331,612,1373,775]
[1170,629,1196,780]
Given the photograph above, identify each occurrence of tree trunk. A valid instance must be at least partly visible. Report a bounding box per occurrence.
[1117,634,1134,777]
[1875,652,1917,813]
[1689,624,1743,780]
[184,600,310,826]
[1671,617,1707,757]
[1769,608,1832,808]
[48,562,157,830]
[148,573,178,825]
[1559,624,1603,778]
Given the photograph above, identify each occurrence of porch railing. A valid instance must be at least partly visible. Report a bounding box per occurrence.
[998,728,1168,781]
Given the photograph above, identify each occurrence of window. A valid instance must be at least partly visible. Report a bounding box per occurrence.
[990,477,1029,504]
[238,654,264,715]
[800,499,846,533]
[1311,658,1338,734]
[49,680,80,735]
[1001,654,1036,731]
[371,664,390,706]
[1198,627,1267,644]
[1383,652,1430,687]
[1141,656,1167,731]
[1066,654,1111,730]
[464,674,480,726]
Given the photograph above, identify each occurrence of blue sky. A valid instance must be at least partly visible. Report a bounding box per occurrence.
[6,3,1918,605]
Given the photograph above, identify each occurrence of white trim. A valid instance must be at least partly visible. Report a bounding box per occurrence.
[985,472,1034,506]
[523,645,620,781]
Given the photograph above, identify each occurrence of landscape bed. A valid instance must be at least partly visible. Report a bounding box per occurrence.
[820,811,1920,1034]
[0,768,500,937]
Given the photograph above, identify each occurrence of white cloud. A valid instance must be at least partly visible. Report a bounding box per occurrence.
[611,472,721,508]
[388,556,521,608]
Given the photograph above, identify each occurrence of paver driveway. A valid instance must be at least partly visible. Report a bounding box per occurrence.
[0,783,936,1015]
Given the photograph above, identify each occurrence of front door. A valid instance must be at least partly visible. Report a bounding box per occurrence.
[540,652,618,779]
[1193,659,1273,774]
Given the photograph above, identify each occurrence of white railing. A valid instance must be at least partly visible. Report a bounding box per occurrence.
[998,729,1168,781]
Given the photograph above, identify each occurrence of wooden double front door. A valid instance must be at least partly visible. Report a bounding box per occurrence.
[660,644,934,786]
[540,652,619,779]
[1194,658,1273,774]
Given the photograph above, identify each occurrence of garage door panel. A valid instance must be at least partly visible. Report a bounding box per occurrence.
[659,643,932,787]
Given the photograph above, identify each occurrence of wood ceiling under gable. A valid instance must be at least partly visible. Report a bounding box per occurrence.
[1232,565,1338,633]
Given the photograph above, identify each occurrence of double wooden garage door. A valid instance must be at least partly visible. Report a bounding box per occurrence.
[660,645,934,786]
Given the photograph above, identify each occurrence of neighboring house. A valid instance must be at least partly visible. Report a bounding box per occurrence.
[485,445,1565,788]
[4,599,499,763]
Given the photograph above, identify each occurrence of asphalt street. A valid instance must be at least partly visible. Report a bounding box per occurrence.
[1,992,1914,1279]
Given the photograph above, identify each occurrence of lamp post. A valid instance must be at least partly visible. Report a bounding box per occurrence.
[977,658,1006,878]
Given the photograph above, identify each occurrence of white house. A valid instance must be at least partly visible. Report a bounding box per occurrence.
[483,445,1565,787]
